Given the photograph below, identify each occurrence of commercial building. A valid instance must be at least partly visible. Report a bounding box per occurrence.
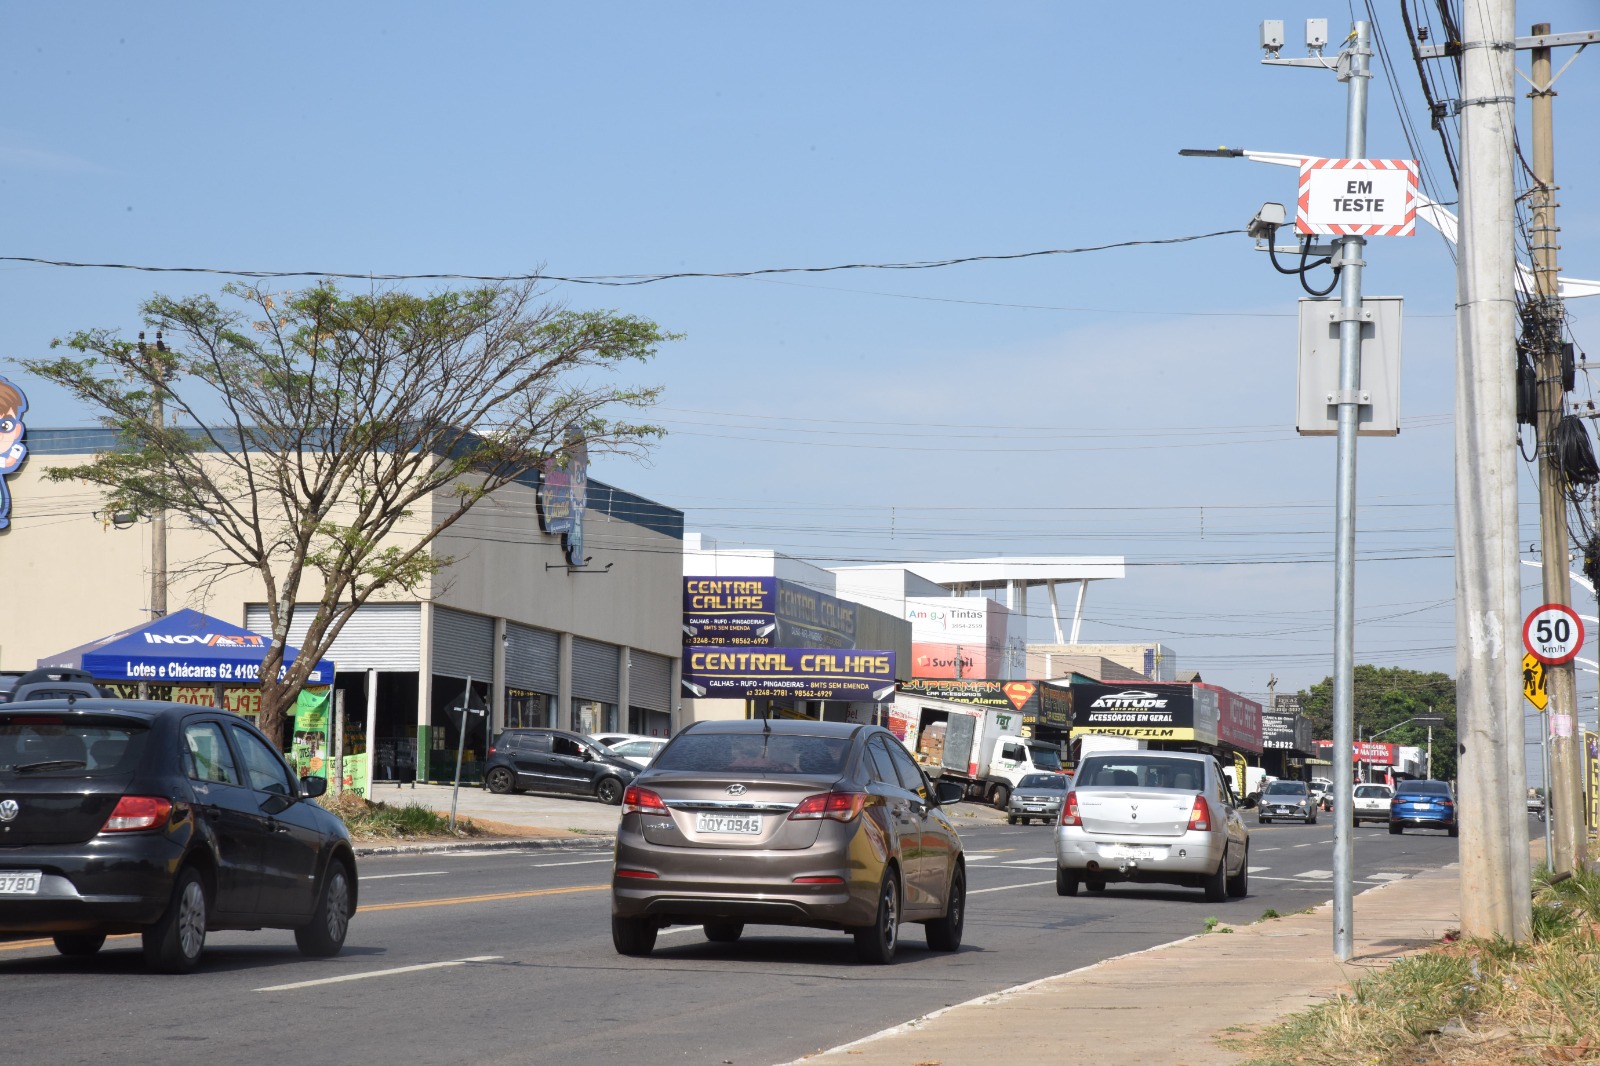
[3,428,684,783]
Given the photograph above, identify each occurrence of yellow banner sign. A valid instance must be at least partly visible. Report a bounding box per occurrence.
[1523,652,1549,711]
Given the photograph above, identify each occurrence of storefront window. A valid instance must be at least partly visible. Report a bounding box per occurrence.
[506,688,549,729]
[572,699,615,736]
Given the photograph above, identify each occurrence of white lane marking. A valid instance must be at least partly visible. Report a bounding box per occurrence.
[361,871,448,881]
[1298,869,1333,879]
[1293,842,1319,848]
[1248,866,1269,873]
[530,859,612,868]
[1370,872,1407,881]
[255,956,501,992]
[659,925,703,937]
[970,880,1054,895]
[1252,875,1391,885]
[1000,857,1058,865]
[1257,847,1282,852]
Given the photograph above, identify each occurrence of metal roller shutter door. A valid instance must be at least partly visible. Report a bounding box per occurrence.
[244,603,420,671]
[571,637,620,704]
[505,622,559,694]
[432,607,495,681]
[630,650,671,713]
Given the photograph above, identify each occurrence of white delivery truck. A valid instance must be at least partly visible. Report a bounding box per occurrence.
[892,694,1064,809]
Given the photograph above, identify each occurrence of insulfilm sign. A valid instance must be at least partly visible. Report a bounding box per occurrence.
[682,648,896,702]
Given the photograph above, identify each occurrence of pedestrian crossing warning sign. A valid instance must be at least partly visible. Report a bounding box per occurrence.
[1524,652,1549,711]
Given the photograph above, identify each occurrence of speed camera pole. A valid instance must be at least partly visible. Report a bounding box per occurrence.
[1454,0,1531,940]
[1321,20,1371,964]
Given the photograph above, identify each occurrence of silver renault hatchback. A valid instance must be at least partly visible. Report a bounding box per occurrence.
[610,719,966,964]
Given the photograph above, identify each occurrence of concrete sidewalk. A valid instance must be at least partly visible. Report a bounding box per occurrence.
[784,862,1463,1066]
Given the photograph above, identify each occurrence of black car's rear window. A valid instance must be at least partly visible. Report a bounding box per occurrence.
[1076,755,1207,791]
[0,715,150,777]
[1396,781,1451,796]
[653,732,852,775]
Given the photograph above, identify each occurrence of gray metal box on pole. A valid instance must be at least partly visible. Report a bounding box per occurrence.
[1296,296,1403,436]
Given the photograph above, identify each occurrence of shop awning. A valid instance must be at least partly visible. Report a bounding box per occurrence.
[39,608,334,685]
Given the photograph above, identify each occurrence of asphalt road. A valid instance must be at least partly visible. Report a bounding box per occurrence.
[1,806,1465,1066]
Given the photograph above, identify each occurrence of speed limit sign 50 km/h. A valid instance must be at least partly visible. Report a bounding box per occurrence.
[1524,603,1585,666]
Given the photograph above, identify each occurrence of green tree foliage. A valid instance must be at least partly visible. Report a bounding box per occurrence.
[27,281,675,745]
[1299,665,1458,781]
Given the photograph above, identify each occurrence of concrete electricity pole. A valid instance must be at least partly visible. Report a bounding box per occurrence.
[1453,0,1532,941]
[1529,22,1587,874]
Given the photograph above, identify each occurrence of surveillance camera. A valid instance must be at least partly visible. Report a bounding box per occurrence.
[1260,19,1285,54]
[1247,202,1287,240]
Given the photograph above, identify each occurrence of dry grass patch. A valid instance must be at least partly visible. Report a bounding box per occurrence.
[1238,868,1600,1066]
[323,792,488,841]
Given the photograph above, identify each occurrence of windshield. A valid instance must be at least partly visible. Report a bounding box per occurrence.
[1396,780,1451,797]
[1028,746,1063,772]
[0,715,150,776]
[1076,755,1207,790]
[1265,781,1308,796]
[1018,773,1068,790]
[652,732,852,775]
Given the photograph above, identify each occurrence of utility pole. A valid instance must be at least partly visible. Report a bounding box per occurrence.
[1454,0,1531,941]
[1529,22,1586,874]
[138,330,169,619]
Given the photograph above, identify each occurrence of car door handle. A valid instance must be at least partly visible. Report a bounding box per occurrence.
[267,818,289,834]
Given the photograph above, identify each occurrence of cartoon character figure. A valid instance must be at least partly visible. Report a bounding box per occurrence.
[0,377,27,530]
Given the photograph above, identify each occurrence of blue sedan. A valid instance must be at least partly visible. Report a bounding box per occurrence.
[1389,780,1457,836]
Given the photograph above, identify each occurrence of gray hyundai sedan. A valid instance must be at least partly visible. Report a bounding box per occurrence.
[610,719,966,964]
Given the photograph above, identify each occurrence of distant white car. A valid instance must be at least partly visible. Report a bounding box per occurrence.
[607,737,667,767]
[1352,783,1394,826]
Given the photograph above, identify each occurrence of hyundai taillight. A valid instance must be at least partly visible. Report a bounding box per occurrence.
[788,791,867,822]
[622,785,669,816]
[1188,795,1212,832]
[102,795,172,833]
[1059,791,1082,826]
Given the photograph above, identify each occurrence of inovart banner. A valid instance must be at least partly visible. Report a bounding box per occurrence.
[682,577,857,649]
[681,648,895,702]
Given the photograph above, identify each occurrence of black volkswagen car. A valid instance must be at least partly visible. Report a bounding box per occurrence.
[0,699,359,972]
[483,727,641,804]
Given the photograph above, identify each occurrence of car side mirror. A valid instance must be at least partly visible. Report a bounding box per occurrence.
[935,780,965,805]
[300,775,328,799]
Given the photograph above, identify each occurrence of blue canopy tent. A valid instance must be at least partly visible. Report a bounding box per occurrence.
[40,608,334,685]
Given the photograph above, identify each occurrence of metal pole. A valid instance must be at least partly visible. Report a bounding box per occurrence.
[448,676,472,832]
[1530,24,1586,874]
[1454,0,1532,941]
[1328,20,1371,962]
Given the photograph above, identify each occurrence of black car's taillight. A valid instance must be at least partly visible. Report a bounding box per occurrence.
[101,796,173,833]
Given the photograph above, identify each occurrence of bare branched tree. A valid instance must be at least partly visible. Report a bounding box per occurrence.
[27,280,673,745]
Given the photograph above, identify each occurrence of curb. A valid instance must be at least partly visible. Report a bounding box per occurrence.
[353,834,613,857]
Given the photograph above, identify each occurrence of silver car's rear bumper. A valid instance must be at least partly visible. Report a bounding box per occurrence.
[1055,828,1226,881]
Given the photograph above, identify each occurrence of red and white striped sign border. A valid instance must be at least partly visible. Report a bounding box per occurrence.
[1296,158,1418,237]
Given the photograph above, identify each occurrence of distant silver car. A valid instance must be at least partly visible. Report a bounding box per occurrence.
[1351,783,1393,826]
[1054,750,1249,901]
[1258,779,1316,824]
[611,719,967,964]
[1007,772,1070,825]
[608,737,667,768]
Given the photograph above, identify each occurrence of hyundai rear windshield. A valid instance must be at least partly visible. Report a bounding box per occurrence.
[1075,755,1208,790]
[652,733,853,775]
[0,716,150,777]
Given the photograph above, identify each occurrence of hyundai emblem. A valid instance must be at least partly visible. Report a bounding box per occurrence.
[726,783,747,797]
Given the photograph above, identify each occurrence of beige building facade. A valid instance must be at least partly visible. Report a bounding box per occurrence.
[2,428,684,781]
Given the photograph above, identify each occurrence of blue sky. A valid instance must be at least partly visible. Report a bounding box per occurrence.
[4,3,1599,745]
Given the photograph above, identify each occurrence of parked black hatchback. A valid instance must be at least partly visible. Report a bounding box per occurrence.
[0,699,359,973]
[484,728,640,805]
